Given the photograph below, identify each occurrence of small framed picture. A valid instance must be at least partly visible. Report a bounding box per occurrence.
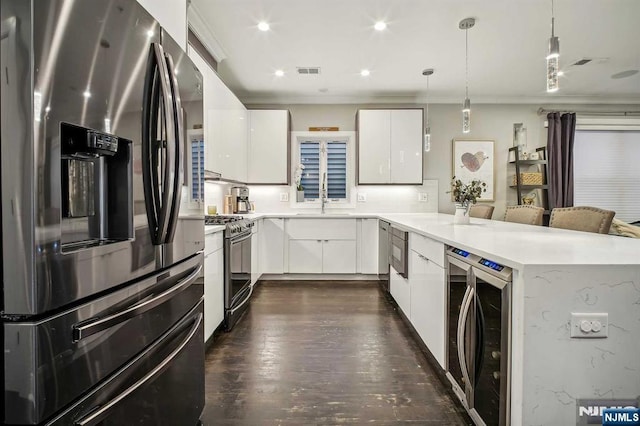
[452,139,495,201]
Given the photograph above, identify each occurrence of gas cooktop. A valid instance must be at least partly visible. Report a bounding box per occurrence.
[204,215,243,225]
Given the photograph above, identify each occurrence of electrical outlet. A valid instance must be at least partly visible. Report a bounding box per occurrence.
[357,193,367,202]
[418,193,429,202]
[279,192,289,202]
[570,313,608,338]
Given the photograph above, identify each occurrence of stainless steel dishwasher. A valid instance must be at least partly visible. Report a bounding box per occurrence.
[378,220,391,291]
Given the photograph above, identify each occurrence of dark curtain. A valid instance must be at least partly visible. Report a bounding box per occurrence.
[547,112,576,209]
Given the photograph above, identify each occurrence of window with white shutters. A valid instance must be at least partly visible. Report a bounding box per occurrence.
[298,139,348,202]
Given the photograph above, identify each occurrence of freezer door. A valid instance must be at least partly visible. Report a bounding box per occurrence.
[45,301,205,426]
[3,254,203,425]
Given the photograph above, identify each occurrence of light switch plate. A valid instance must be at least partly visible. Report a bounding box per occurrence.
[418,193,428,202]
[280,192,289,202]
[357,193,367,202]
[570,313,608,338]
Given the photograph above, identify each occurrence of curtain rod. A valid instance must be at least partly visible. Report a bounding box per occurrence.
[537,107,640,116]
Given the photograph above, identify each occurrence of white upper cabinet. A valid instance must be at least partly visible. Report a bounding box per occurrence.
[390,110,423,184]
[189,46,248,182]
[357,110,391,184]
[247,110,290,184]
[137,0,187,49]
[358,109,423,184]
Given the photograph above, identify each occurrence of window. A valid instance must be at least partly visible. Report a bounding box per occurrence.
[189,134,205,203]
[574,130,640,223]
[299,139,348,201]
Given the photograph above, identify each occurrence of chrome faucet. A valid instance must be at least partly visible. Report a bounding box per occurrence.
[321,172,327,214]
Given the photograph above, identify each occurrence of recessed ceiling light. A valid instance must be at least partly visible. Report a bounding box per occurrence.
[557,71,565,76]
[275,69,284,77]
[374,21,387,31]
[611,69,639,79]
[258,22,270,31]
[360,69,370,77]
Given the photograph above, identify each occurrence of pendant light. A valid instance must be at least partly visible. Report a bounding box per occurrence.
[546,0,560,92]
[459,18,475,134]
[422,68,434,152]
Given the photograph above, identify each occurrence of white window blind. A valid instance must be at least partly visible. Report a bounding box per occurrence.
[190,137,205,202]
[573,130,640,223]
[299,140,348,201]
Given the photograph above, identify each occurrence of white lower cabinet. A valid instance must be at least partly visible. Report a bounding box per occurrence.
[288,240,323,273]
[251,220,261,285]
[323,240,356,273]
[261,218,285,274]
[288,239,356,274]
[204,232,224,342]
[409,250,446,368]
[359,219,378,274]
[390,265,411,319]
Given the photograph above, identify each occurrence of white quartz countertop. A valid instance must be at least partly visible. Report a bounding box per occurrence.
[235,212,640,268]
[205,225,226,235]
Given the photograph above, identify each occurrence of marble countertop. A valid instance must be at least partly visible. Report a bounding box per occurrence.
[234,212,640,268]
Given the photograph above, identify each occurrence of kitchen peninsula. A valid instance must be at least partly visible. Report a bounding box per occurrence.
[228,212,640,426]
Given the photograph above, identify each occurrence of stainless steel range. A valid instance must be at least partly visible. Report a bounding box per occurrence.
[205,216,254,330]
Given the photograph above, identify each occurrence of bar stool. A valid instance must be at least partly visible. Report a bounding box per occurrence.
[504,205,544,226]
[469,204,494,219]
[549,206,615,234]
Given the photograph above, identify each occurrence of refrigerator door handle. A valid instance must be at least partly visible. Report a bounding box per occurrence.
[457,285,474,390]
[163,51,183,244]
[73,312,203,426]
[72,264,202,342]
[142,43,177,245]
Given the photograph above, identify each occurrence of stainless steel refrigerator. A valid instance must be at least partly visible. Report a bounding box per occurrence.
[1,1,205,424]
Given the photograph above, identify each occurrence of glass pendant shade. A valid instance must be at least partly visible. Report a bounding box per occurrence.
[546,36,560,92]
[424,127,431,152]
[462,98,471,133]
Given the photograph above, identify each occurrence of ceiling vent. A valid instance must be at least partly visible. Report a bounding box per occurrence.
[572,58,593,66]
[297,67,321,75]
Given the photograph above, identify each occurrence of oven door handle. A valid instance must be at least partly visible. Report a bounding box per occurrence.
[72,264,202,342]
[229,284,254,315]
[457,285,474,390]
[73,312,203,426]
[230,233,252,245]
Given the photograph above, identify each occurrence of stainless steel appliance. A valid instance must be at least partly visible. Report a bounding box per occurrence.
[390,226,409,279]
[1,1,204,424]
[231,186,251,214]
[205,215,253,330]
[446,247,512,426]
[378,220,391,291]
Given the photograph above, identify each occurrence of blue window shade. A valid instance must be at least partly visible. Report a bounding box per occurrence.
[326,141,347,199]
[191,138,205,201]
[300,141,320,199]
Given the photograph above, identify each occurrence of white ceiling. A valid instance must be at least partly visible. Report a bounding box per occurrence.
[190,0,640,105]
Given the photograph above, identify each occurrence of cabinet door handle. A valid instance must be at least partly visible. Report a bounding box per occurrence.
[317,240,322,243]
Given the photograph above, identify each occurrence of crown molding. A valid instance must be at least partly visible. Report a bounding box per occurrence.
[187,2,227,62]
[239,93,640,106]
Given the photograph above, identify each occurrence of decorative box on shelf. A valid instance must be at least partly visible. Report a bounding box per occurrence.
[512,172,543,186]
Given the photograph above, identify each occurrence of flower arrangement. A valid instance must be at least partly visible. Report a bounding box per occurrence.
[294,163,305,191]
[448,176,487,207]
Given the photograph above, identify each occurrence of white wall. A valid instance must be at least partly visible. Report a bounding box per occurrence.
[247,102,639,219]
[137,0,187,49]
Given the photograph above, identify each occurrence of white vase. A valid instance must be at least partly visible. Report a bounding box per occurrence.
[453,203,470,224]
[296,190,305,202]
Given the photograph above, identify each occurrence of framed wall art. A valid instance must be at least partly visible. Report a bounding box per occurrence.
[452,139,495,201]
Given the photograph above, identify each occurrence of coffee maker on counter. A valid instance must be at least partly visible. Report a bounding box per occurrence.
[231,186,252,213]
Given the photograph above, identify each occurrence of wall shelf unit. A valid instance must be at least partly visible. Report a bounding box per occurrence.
[508,146,550,216]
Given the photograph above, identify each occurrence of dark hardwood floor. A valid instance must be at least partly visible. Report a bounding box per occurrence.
[201,281,471,425]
